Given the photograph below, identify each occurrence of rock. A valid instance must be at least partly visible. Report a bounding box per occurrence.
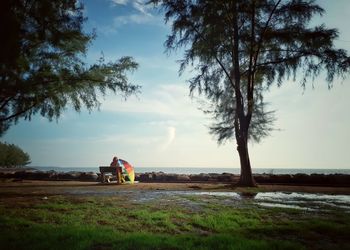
[217,173,234,182]
[1,168,350,186]
[57,172,77,180]
[152,172,162,181]
[79,172,98,181]
[29,171,53,180]
[13,170,28,179]
[134,173,141,180]
[0,171,15,178]
[293,173,309,183]
[329,174,350,186]
[176,175,191,182]
[164,174,178,182]
[189,174,210,182]
[47,170,59,180]
[270,174,293,183]
[151,172,178,182]
[139,173,153,182]
[253,174,268,183]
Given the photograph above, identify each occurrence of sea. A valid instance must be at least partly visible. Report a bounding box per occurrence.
[33,166,350,175]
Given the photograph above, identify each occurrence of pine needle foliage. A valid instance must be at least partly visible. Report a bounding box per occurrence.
[149,0,350,186]
[0,0,140,135]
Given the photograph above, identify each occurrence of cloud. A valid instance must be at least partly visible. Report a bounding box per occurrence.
[109,0,160,28]
[159,126,176,151]
[111,0,128,5]
[53,124,177,153]
[100,84,205,120]
[132,1,152,16]
[110,0,151,14]
[92,1,164,36]
[98,84,206,152]
[114,13,153,26]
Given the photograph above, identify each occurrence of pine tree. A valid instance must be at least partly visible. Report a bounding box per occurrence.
[0,142,31,167]
[0,0,139,135]
[150,0,350,186]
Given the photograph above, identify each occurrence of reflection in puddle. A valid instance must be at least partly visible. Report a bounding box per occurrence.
[189,191,241,199]
[179,191,350,211]
[255,192,350,203]
[67,189,350,211]
[257,202,314,211]
[253,192,350,210]
[240,192,258,198]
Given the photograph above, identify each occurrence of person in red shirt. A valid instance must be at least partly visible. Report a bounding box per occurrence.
[110,156,119,167]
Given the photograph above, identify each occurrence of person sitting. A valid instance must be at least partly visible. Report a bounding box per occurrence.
[110,156,119,167]
[110,156,124,184]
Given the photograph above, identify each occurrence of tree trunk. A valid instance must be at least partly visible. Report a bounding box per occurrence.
[237,137,256,187]
[231,2,256,187]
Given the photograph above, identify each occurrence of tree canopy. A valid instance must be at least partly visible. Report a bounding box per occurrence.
[0,0,140,136]
[0,141,31,167]
[150,0,350,186]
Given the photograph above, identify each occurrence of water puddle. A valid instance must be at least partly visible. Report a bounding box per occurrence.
[66,189,350,211]
[186,191,241,199]
[254,192,350,211]
[131,191,350,211]
[256,202,313,211]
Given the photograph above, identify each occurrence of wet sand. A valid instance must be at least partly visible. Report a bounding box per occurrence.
[0,179,350,196]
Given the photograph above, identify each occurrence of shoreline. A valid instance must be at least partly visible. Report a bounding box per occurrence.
[25,166,350,175]
[1,168,350,187]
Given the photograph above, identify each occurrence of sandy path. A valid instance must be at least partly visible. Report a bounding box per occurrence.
[0,180,350,196]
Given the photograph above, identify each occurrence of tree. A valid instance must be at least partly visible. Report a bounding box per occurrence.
[0,0,139,136]
[0,142,31,167]
[150,0,350,186]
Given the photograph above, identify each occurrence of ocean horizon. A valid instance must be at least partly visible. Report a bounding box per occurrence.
[33,166,350,175]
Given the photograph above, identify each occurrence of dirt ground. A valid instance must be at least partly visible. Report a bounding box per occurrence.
[0,179,350,197]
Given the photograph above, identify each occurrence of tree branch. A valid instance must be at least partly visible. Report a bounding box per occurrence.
[247,0,256,123]
[175,6,235,91]
[0,96,16,111]
[252,0,282,72]
[0,101,41,122]
[256,53,312,67]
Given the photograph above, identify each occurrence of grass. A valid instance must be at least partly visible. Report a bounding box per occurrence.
[0,194,349,249]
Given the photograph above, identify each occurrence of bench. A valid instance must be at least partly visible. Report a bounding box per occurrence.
[99,166,122,183]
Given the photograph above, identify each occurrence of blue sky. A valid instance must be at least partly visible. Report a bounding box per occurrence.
[3,0,350,169]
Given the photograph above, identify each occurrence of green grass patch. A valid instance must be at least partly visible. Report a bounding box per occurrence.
[0,195,349,249]
[0,222,303,250]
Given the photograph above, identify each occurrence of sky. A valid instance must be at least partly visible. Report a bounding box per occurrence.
[2,0,350,169]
